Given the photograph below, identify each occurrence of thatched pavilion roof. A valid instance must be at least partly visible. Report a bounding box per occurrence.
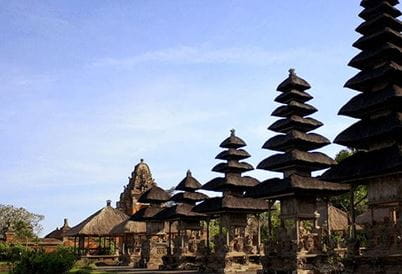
[138,186,171,204]
[130,206,165,222]
[155,203,206,221]
[45,218,71,240]
[175,170,202,192]
[246,174,349,199]
[192,195,269,214]
[110,219,146,235]
[66,201,129,237]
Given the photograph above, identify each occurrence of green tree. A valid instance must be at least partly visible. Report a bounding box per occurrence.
[330,150,368,216]
[0,204,44,239]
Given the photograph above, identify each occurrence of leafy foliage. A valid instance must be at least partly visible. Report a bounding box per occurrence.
[11,246,76,274]
[0,243,29,262]
[0,204,44,239]
[331,149,368,216]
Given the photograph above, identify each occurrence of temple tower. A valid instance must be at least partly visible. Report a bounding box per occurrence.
[193,130,269,273]
[158,170,208,270]
[247,70,349,273]
[322,0,402,271]
[117,159,156,215]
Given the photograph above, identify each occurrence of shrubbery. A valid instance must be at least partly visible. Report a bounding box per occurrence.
[0,243,28,262]
[0,244,77,274]
[11,246,76,274]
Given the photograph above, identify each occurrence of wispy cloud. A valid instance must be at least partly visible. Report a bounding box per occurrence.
[90,45,346,68]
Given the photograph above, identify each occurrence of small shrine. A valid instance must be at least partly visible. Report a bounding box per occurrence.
[322,0,402,271]
[157,170,208,270]
[193,130,269,273]
[247,70,349,273]
[130,186,171,269]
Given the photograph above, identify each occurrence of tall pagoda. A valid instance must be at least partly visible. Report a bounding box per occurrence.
[247,70,349,273]
[321,0,402,271]
[130,186,171,269]
[157,170,208,270]
[193,130,269,273]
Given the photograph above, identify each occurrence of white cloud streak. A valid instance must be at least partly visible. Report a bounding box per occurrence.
[90,45,345,68]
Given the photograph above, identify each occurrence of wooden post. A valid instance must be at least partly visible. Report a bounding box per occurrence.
[268,200,272,237]
[206,218,210,253]
[168,221,172,255]
[326,199,331,236]
[350,187,356,240]
[257,214,261,254]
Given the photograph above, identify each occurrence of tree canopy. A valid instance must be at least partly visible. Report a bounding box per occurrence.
[0,204,44,239]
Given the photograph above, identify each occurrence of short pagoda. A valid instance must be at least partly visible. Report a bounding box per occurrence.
[130,186,171,269]
[193,129,269,273]
[157,170,208,270]
[321,0,402,270]
[247,70,349,273]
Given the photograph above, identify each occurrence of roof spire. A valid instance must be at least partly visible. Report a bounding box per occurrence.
[186,169,192,177]
[289,68,296,76]
[230,129,236,136]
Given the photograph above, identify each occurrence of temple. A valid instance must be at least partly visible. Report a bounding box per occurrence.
[157,170,208,270]
[322,0,402,272]
[7,1,401,273]
[193,130,269,273]
[247,70,350,273]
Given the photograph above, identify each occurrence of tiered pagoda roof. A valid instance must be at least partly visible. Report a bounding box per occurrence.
[193,130,268,214]
[247,70,349,199]
[131,186,171,222]
[155,170,207,221]
[322,0,402,183]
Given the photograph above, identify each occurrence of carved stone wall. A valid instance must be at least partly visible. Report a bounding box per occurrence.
[117,160,156,215]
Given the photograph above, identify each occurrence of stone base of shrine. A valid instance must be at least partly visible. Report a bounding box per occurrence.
[344,253,402,274]
[261,253,343,274]
[198,252,262,273]
[161,254,201,270]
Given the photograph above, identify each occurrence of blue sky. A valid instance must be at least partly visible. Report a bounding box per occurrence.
[0,0,391,235]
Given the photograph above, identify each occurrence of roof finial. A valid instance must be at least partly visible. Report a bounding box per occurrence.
[230,129,236,136]
[140,158,144,163]
[63,218,68,227]
[106,200,112,207]
[289,68,296,76]
[186,169,192,177]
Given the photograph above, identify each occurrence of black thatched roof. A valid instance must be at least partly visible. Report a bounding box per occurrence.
[334,112,402,149]
[169,191,208,204]
[212,161,254,174]
[344,62,402,91]
[215,148,250,161]
[268,116,323,134]
[277,69,311,92]
[275,89,313,104]
[130,206,165,222]
[321,144,402,183]
[361,0,399,9]
[325,0,402,184]
[175,170,202,192]
[138,186,171,204]
[338,85,402,118]
[359,2,401,20]
[271,101,317,118]
[257,150,336,173]
[219,129,247,148]
[192,195,269,214]
[154,203,206,221]
[201,175,259,192]
[252,69,337,197]
[246,174,350,199]
[262,130,330,152]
